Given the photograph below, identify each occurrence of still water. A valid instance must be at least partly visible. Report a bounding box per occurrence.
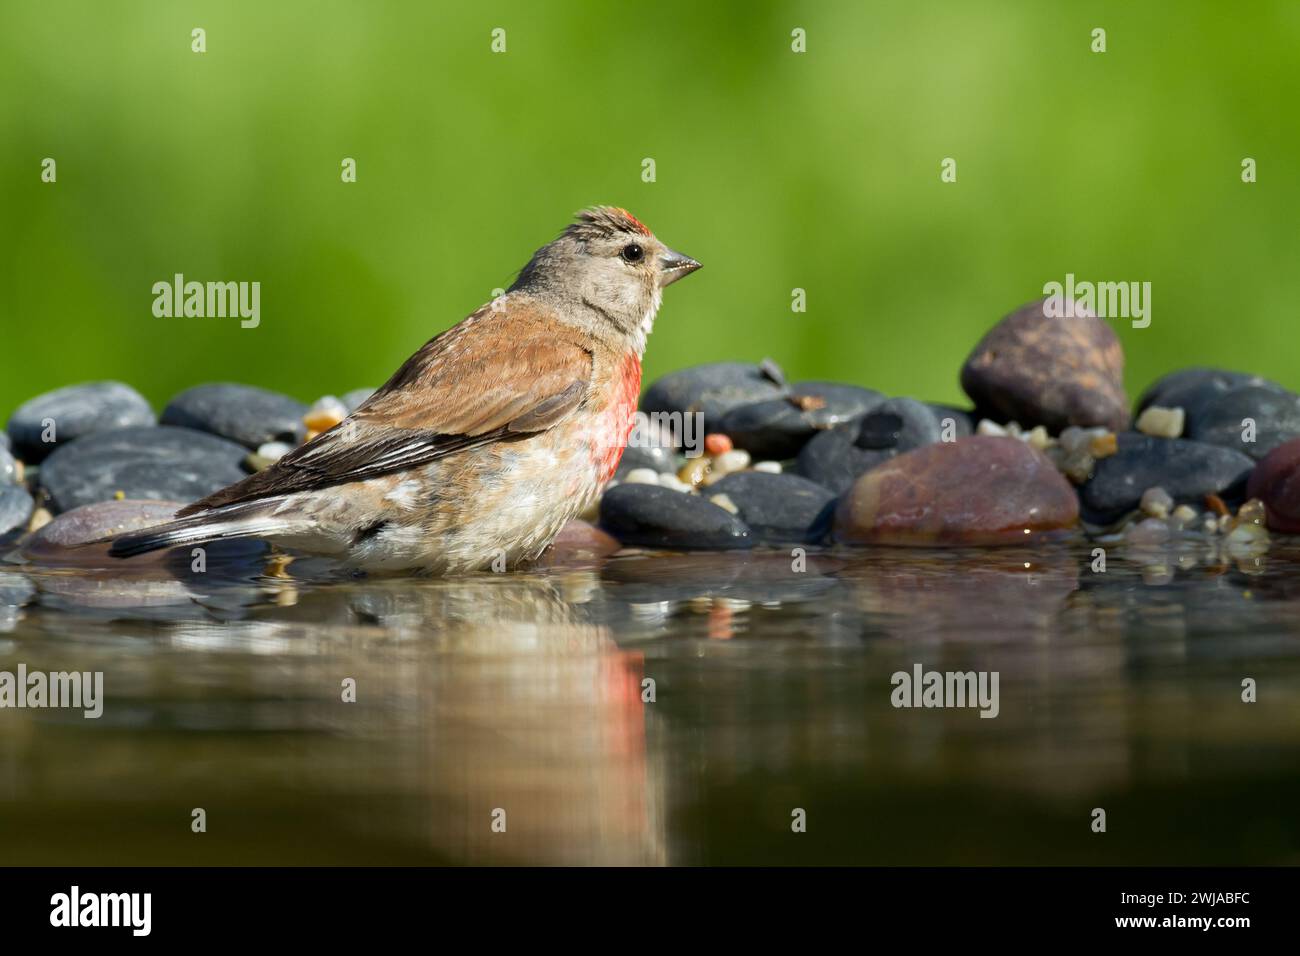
[1,533,1298,865]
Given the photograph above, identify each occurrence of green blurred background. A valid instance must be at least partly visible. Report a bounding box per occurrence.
[2,0,1297,418]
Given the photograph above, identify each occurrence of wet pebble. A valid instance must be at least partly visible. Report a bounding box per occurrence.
[599,483,753,550]
[6,381,155,462]
[1185,384,1300,461]
[1078,433,1255,524]
[38,426,248,512]
[708,471,836,545]
[615,442,679,478]
[0,445,15,484]
[160,383,307,448]
[960,298,1129,432]
[0,483,34,536]
[640,362,787,433]
[1246,437,1300,533]
[834,435,1079,545]
[539,519,622,566]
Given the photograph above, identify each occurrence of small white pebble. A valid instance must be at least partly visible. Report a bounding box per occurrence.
[712,449,751,475]
[976,419,1007,437]
[752,460,782,474]
[657,474,691,493]
[1135,405,1185,439]
[623,468,661,485]
[1025,425,1052,450]
[1172,504,1197,522]
[1139,486,1174,520]
[709,493,739,514]
[257,441,292,462]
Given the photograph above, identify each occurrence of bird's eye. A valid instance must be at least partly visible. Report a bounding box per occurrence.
[620,243,644,263]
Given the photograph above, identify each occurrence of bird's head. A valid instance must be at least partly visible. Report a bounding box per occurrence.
[510,206,701,350]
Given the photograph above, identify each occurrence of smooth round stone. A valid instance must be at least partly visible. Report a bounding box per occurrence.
[1135,367,1284,424]
[0,483,34,536]
[20,499,183,564]
[615,442,679,478]
[0,445,15,483]
[853,398,941,452]
[794,424,895,495]
[160,383,307,448]
[1078,432,1255,524]
[834,436,1079,546]
[640,362,787,433]
[1246,438,1300,533]
[599,483,753,550]
[341,388,375,413]
[960,298,1129,432]
[718,383,885,460]
[38,426,248,513]
[6,381,155,462]
[1185,385,1300,461]
[708,471,837,545]
[0,432,9,450]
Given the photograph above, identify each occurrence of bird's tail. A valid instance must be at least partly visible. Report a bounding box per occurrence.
[108,500,289,558]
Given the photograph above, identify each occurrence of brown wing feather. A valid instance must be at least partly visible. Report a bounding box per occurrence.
[178,301,593,516]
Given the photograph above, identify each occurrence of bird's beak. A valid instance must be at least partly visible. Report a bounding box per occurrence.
[658,248,702,287]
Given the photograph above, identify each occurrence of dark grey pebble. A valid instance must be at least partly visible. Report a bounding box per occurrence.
[599,483,752,550]
[1185,385,1300,461]
[1079,433,1256,524]
[616,443,680,478]
[6,381,155,462]
[708,471,836,545]
[718,382,884,460]
[160,383,307,448]
[38,426,248,513]
[854,398,942,452]
[341,388,374,413]
[795,425,894,495]
[1136,367,1285,425]
[0,445,15,483]
[926,404,976,439]
[0,483,34,536]
[640,362,787,434]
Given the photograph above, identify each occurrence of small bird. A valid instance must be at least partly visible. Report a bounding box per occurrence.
[110,207,701,573]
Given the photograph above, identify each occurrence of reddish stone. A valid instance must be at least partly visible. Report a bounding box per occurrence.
[960,298,1129,432]
[1247,438,1300,533]
[704,433,733,456]
[539,519,623,566]
[833,436,1079,546]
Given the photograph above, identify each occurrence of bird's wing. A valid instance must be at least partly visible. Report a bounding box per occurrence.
[178,307,593,515]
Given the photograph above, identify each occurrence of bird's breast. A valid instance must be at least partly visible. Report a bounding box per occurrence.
[593,351,642,484]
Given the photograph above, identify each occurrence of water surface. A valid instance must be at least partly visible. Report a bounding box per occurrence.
[1,533,1297,865]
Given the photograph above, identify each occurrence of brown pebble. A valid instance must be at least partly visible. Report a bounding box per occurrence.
[1205,493,1229,516]
[1088,432,1118,458]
